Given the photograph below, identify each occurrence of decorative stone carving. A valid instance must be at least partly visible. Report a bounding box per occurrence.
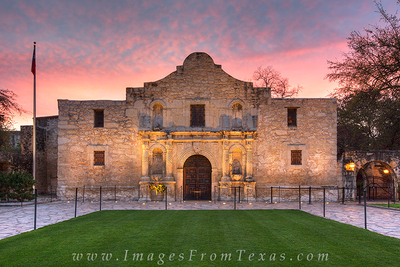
[231,174,243,181]
[192,142,201,153]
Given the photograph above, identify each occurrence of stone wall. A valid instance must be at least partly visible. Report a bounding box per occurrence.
[57,100,142,198]
[254,98,338,186]
[20,116,58,194]
[57,52,339,201]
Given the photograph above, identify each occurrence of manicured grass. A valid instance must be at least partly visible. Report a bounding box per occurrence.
[372,203,400,209]
[1,210,400,266]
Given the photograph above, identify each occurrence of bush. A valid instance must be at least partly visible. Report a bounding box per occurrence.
[0,171,35,202]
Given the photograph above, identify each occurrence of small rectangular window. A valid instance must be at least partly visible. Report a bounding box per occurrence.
[94,151,105,166]
[291,150,302,165]
[94,109,104,128]
[190,105,205,127]
[287,108,297,127]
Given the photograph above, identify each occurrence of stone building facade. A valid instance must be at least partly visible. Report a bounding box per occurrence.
[55,52,338,201]
[20,116,59,193]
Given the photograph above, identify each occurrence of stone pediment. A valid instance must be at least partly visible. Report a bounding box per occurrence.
[148,52,247,88]
[127,52,255,101]
[181,52,221,71]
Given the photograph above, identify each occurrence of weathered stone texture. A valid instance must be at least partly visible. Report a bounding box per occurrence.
[20,116,58,193]
[57,52,339,200]
[57,100,141,197]
[254,98,338,186]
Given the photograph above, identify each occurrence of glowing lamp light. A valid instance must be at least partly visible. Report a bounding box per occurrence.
[383,169,390,174]
[345,162,356,171]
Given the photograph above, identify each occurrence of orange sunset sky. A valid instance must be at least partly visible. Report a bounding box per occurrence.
[1,0,398,130]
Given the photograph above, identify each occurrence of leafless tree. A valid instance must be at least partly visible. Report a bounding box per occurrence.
[253,66,302,98]
[0,89,24,148]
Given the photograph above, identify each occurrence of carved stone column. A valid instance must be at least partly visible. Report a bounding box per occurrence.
[165,136,173,180]
[222,137,230,181]
[245,135,254,181]
[141,137,150,181]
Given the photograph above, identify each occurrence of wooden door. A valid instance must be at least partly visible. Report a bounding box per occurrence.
[183,155,211,200]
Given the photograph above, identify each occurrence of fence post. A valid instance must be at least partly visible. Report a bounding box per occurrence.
[115,185,117,202]
[298,185,301,210]
[165,189,168,210]
[342,187,345,204]
[238,186,241,203]
[75,188,78,218]
[234,187,237,210]
[308,186,311,204]
[364,189,367,229]
[213,186,216,204]
[278,186,280,203]
[270,186,273,204]
[100,186,102,211]
[34,188,37,230]
[50,185,53,202]
[323,187,326,217]
[393,181,396,204]
[83,185,85,203]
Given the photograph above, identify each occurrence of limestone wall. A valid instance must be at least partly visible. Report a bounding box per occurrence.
[20,116,58,194]
[56,52,339,201]
[57,100,142,198]
[254,98,338,186]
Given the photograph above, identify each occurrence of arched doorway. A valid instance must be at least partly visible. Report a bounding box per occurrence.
[183,155,212,200]
[356,161,396,200]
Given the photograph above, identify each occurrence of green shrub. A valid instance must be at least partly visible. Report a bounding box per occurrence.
[0,172,10,201]
[0,171,35,202]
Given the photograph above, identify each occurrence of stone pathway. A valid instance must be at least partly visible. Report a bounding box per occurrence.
[1,200,399,240]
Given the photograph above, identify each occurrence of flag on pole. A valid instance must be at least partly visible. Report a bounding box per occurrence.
[31,42,36,75]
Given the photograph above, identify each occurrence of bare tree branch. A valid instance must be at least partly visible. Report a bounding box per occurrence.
[253,66,302,98]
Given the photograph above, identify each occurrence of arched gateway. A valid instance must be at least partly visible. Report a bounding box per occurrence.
[183,155,212,200]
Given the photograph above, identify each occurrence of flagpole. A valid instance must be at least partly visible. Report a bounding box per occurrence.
[32,42,36,185]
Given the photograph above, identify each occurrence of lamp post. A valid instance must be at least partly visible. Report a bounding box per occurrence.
[344,161,356,202]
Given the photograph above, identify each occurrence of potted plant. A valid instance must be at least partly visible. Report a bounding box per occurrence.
[149,182,166,201]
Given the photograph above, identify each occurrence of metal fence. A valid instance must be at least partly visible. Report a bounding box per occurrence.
[27,185,399,233]
[46,184,399,204]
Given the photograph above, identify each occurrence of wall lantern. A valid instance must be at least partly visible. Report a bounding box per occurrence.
[345,162,355,171]
[383,169,390,174]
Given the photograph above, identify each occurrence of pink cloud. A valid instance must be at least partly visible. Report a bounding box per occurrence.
[1,0,399,129]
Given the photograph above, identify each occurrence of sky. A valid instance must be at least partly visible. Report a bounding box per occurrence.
[0,0,398,130]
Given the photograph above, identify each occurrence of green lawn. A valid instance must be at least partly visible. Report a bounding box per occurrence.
[372,203,400,209]
[1,210,400,266]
